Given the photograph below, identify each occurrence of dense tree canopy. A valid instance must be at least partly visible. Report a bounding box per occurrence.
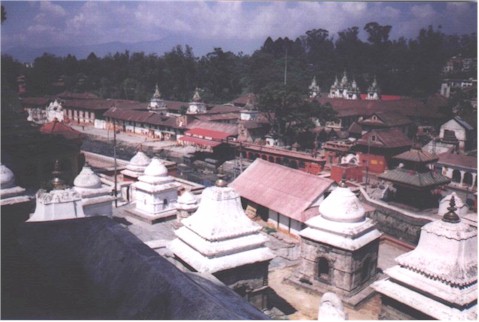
[1,22,476,103]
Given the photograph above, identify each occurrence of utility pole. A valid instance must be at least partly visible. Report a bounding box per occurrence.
[366,134,371,186]
[113,119,118,208]
[283,48,288,86]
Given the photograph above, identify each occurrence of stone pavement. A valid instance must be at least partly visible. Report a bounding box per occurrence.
[72,124,192,158]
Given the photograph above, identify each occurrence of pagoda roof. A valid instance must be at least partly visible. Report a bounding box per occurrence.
[379,168,450,188]
[393,149,439,163]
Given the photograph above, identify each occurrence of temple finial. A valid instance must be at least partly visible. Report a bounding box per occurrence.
[442,195,460,223]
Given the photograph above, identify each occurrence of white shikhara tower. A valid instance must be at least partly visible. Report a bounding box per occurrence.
[170,178,274,309]
[372,196,477,320]
[73,163,114,217]
[131,158,180,222]
[296,180,381,305]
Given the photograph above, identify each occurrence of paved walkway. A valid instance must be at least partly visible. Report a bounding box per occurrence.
[72,124,185,153]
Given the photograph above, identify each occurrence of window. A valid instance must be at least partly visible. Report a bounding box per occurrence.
[317,257,330,282]
[361,257,372,283]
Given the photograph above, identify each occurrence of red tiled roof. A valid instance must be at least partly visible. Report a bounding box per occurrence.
[359,94,402,101]
[187,120,238,136]
[40,120,84,140]
[230,159,334,223]
[104,107,182,129]
[20,97,52,107]
[185,128,233,140]
[356,128,412,149]
[179,136,223,147]
[318,95,446,119]
[231,93,256,106]
[437,152,477,170]
[208,104,242,114]
[359,111,412,127]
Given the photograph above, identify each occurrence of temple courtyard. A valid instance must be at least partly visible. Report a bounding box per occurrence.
[112,204,410,320]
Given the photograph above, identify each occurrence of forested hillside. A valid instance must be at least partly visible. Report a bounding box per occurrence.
[2,23,476,103]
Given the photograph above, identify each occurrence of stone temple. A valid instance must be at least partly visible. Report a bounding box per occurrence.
[372,196,477,320]
[73,163,114,217]
[294,180,382,306]
[170,177,274,310]
[128,157,181,224]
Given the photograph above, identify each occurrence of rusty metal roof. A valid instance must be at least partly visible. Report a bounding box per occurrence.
[230,159,334,223]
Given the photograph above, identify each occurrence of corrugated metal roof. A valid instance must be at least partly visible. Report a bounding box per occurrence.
[230,159,334,222]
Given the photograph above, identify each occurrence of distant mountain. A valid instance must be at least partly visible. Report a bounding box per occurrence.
[3,36,260,63]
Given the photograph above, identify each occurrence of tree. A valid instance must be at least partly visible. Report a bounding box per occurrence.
[257,83,337,147]
[1,5,6,24]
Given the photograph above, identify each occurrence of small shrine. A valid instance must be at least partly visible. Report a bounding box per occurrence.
[294,179,381,306]
[28,161,85,222]
[73,163,114,217]
[366,77,381,100]
[170,177,275,310]
[372,196,477,320]
[0,163,30,206]
[147,84,167,113]
[187,88,207,114]
[127,158,181,224]
[309,76,321,99]
[121,150,151,180]
[176,187,199,223]
[379,147,450,209]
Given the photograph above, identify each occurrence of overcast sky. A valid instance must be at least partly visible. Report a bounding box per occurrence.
[2,1,477,55]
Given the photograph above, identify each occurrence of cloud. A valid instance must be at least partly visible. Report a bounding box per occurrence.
[1,1,476,53]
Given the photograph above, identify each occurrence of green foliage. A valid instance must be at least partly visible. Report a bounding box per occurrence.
[1,21,476,104]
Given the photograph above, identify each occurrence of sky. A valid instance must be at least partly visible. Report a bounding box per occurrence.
[1,1,477,57]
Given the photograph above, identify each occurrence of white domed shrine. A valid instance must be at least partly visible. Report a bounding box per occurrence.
[73,163,114,217]
[121,151,151,180]
[176,188,199,222]
[128,158,181,223]
[296,180,381,305]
